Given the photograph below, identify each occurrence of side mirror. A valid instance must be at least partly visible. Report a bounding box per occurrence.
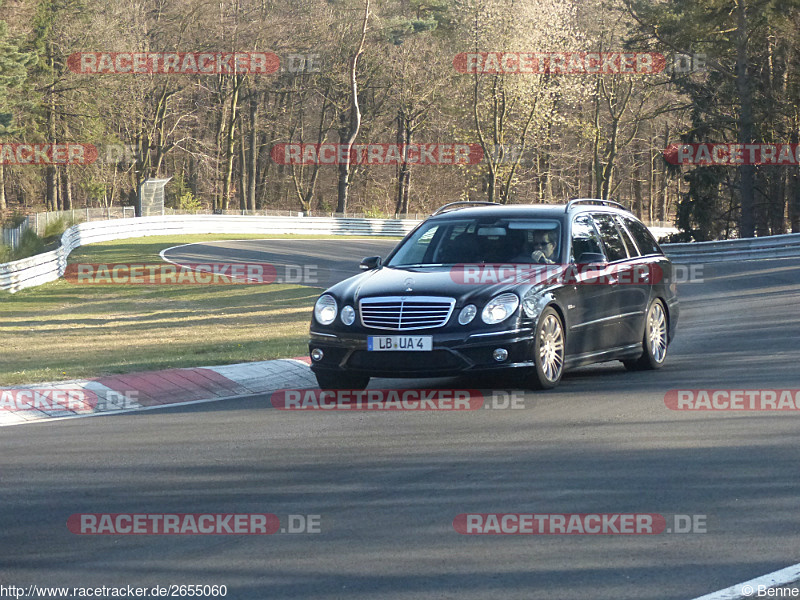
[576,252,608,267]
[360,256,382,271]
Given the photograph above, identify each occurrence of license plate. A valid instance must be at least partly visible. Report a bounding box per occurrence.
[367,335,433,351]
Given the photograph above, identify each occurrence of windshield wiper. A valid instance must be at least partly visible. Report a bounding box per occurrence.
[389,263,446,268]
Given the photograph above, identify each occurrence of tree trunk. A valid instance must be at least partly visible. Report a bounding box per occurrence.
[660,123,670,222]
[222,76,242,210]
[46,86,58,211]
[335,0,370,214]
[649,147,656,223]
[213,79,229,211]
[259,132,270,208]
[633,160,643,218]
[239,132,247,211]
[247,95,258,212]
[62,168,72,210]
[0,163,6,213]
[736,0,755,237]
[395,111,412,215]
[592,80,602,198]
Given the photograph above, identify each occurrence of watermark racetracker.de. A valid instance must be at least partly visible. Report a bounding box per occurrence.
[63,263,319,285]
[0,389,141,413]
[67,513,322,534]
[0,143,97,165]
[453,51,706,75]
[271,389,537,410]
[67,51,320,75]
[664,143,800,166]
[270,143,484,165]
[665,389,800,411]
[453,513,708,534]
[67,52,281,75]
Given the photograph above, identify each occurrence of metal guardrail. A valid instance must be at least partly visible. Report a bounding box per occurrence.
[662,232,800,263]
[20,207,421,233]
[0,214,421,293]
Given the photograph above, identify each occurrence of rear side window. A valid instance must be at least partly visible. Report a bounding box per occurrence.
[570,215,605,262]
[591,213,629,262]
[620,216,663,256]
[613,215,641,257]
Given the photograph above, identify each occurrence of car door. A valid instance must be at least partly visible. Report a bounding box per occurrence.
[591,212,641,349]
[617,214,670,341]
[611,214,653,346]
[566,214,617,355]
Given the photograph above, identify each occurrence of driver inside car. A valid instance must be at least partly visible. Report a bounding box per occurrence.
[508,229,559,264]
[530,230,558,263]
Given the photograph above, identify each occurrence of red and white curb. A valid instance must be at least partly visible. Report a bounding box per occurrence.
[0,357,316,427]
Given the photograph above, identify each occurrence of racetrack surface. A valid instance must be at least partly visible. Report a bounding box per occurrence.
[162,238,399,288]
[3,241,800,600]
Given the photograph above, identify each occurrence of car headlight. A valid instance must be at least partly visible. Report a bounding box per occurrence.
[481,293,519,324]
[341,305,356,326]
[314,294,338,325]
[458,304,477,325]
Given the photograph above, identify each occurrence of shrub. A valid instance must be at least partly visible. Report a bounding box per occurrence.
[12,228,45,259]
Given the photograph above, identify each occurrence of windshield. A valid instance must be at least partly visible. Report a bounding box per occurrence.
[387,218,562,267]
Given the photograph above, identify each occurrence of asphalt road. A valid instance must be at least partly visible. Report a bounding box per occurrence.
[3,241,800,600]
[162,238,400,288]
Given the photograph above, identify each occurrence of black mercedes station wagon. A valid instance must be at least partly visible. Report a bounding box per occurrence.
[308,200,679,390]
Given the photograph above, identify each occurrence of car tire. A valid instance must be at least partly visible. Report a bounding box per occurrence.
[623,298,669,371]
[314,371,370,391]
[525,307,565,390]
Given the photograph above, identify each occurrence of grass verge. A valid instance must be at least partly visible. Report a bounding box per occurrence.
[0,234,347,385]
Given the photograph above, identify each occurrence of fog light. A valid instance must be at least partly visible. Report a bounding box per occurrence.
[492,348,508,362]
[311,348,324,362]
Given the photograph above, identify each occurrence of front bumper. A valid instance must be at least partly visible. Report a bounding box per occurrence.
[308,328,535,378]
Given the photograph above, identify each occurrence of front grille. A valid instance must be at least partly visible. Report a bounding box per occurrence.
[359,296,455,331]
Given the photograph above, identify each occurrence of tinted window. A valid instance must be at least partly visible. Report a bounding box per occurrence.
[387,218,562,266]
[620,216,663,256]
[592,213,629,262]
[570,215,604,262]
[614,215,640,257]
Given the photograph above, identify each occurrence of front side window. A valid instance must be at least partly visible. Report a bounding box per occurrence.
[570,215,605,262]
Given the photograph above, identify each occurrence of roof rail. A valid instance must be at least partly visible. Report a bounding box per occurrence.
[431,201,501,216]
[565,198,628,213]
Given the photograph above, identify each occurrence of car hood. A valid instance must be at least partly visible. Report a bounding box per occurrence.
[326,265,543,305]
